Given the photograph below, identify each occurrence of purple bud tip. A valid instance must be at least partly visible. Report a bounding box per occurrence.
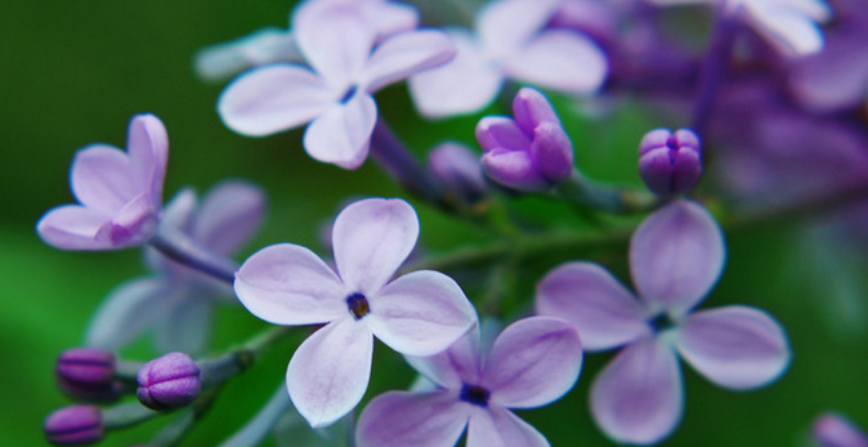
[136,352,201,411]
[428,142,488,204]
[638,128,702,196]
[813,413,868,447]
[44,405,104,446]
[56,348,120,402]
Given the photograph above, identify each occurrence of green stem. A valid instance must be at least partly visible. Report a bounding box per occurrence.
[554,170,659,214]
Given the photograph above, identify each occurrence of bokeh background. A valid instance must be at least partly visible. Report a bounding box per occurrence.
[1,1,866,446]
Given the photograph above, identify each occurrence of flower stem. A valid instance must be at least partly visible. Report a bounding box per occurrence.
[690,9,738,137]
[149,224,238,285]
[554,170,658,214]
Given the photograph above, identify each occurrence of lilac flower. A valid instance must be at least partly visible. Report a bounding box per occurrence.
[86,181,265,354]
[37,114,168,250]
[476,87,574,191]
[409,0,607,118]
[355,316,582,447]
[234,198,477,427]
[638,128,702,196]
[813,413,868,447]
[218,7,455,169]
[536,200,791,445]
[647,0,831,56]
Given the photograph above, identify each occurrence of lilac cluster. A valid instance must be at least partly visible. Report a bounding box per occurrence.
[36,0,867,445]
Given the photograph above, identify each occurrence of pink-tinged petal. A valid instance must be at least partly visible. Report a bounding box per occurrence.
[218,65,334,137]
[302,92,377,170]
[287,319,374,427]
[126,114,169,203]
[813,413,868,447]
[477,0,562,58]
[466,405,549,447]
[37,205,113,250]
[630,200,725,316]
[367,270,476,356]
[356,391,469,447]
[294,8,375,88]
[85,278,176,351]
[536,262,651,351]
[504,30,608,94]
[476,117,532,152]
[70,145,138,215]
[192,181,266,256]
[676,306,791,390]
[408,31,503,119]
[96,191,159,247]
[332,198,419,294]
[234,244,346,326]
[481,148,550,191]
[590,338,683,445]
[483,317,582,409]
[156,296,213,355]
[405,324,483,389]
[361,29,456,93]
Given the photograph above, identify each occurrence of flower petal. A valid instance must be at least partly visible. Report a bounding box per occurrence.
[743,6,826,57]
[630,200,725,316]
[70,145,138,215]
[194,28,301,82]
[287,319,373,428]
[361,29,456,93]
[504,30,608,94]
[476,117,532,152]
[126,114,169,204]
[481,148,550,191]
[590,338,683,445]
[466,405,549,447]
[218,65,334,137]
[405,324,483,389]
[813,413,868,447]
[234,244,346,326]
[332,198,419,294]
[37,205,112,250]
[85,278,176,350]
[676,305,791,390]
[483,317,582,409]
[367,270,476,357]
[192,181,266,256]
[302,91,377,170]
[156,295,214,355]
[355,391,469,447]
[536,262,651,351]
[477,0,562,58]
[294,7,375,88]
[408,30,503,119]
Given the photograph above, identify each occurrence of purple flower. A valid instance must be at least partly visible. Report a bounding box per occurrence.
[355,316,582,447]
[536,200,791,445]
[638,128,702,196]
[37,114,168,250]
[813,413,868,447]
[218,7,455,169]
[409,0,607,118]
[234,198,477,427]
[86,181,265,354]
[476,87,574,191]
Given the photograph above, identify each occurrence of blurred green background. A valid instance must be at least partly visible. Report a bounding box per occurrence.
[1,1,866,446]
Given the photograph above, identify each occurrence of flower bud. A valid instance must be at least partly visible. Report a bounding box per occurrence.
[428,142,488,204]
[44,405,103,446]
[56,348,120,402]
[813,413,868,447]
[477,88,574,191]
[136,352,201,411]
[638,128,702,196]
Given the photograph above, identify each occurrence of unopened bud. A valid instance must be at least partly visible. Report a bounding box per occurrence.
[56,348,120,402]
[428,142,488,204]
[44,405,103,446]
[638,128,702,196]
[136,352,201,411]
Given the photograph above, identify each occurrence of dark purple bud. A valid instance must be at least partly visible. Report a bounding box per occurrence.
[428,142,488,204]
[56,348,120,402]
[136,352,201,411]
[44,405,103,446]
[638,128,702,196]
[813,413,868,447]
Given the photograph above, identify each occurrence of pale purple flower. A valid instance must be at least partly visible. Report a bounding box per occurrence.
[476,87,574,191]
[218,7,455,169]
[234,198,477,427]
[355,316,582,447]
[86,181,265,354]
[37,114,168,250]
[813,413,868,447]
[536,200,791,445]
[646,0,831,56]
[409,0,608,118]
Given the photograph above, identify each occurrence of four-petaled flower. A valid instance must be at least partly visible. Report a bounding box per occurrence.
[37,114,168,250]
[218,6,455,169]
[86,181,266,355]
[536,199,791,445]
[355,316,583,447]
[234,198,477,427]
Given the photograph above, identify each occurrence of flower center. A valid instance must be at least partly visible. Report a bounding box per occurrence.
[459,384,490,407]
[346,292,370,320]
[340,85,358,104]
[648,312,676,333]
